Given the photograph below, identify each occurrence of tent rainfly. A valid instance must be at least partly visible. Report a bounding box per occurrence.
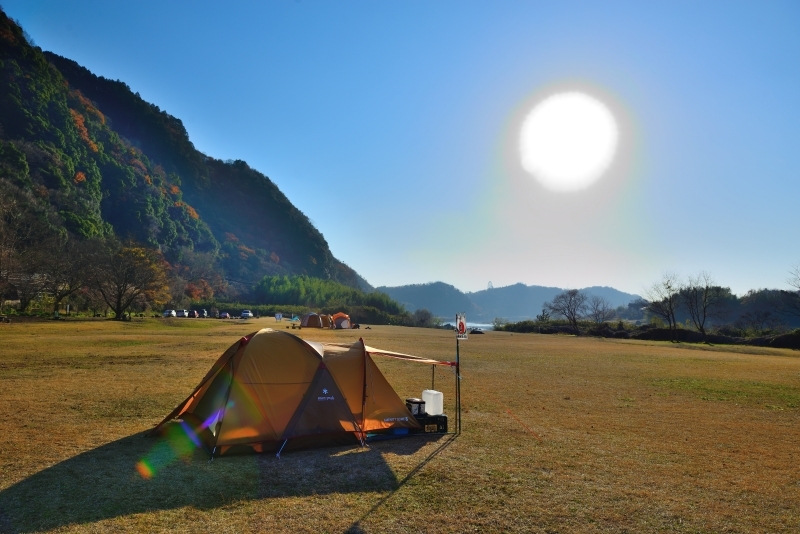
[151,328,453,456]
[331,312,351,329]
[301,313,332,328]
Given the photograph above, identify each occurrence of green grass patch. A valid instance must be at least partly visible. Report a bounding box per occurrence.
[653,377,800,408]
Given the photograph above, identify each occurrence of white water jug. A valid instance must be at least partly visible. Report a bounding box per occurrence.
[422,389,443,415]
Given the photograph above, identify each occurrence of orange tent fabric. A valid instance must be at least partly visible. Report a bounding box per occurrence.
[331,312,351,329]
[152,328,424,456]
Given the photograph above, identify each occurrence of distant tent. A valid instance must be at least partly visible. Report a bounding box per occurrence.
[320,314,332,328]
[300,313,322,328]
[332,312,351,329]
[151,329,451,456]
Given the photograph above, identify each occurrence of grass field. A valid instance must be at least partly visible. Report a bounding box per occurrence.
[1,318,799,533]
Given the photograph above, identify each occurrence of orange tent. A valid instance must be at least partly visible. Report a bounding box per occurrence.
[152,328,451,456]
[331,312,351,329]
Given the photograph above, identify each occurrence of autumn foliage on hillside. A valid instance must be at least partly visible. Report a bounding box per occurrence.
[0,8,372,318]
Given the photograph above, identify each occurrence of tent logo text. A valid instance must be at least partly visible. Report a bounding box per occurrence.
[383,417,409,422]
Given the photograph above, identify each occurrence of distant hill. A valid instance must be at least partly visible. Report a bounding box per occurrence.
[378,282,641,322]
[0,10,369,296]
[375,282,480,320]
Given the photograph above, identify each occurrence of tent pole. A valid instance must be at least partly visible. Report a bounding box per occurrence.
[431,364,435,390]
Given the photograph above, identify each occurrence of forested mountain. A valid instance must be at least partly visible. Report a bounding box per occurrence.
[375,282,481,320]
[0,10,368,299]
[378,281,641,321]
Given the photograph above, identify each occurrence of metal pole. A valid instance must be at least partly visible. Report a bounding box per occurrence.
[456,335,461,434]
[431,364,435,390]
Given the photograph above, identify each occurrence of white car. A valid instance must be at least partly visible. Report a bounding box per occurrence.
[241,310,254,319]
[176,310,188,318]
[162,309,176,318]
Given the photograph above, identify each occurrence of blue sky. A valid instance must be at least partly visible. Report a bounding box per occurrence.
[5,1,799,295]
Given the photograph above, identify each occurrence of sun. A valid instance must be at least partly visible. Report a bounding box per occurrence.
[519,92,618,192]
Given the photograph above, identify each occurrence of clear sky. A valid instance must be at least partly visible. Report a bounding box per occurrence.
[4,1,799,296]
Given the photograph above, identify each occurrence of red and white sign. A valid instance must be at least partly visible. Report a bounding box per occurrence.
[456,313,467,340]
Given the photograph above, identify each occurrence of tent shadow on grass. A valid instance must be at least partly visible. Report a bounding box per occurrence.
[0,427,446,533]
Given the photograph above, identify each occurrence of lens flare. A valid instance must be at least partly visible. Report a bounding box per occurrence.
[136,364,274,477]
[136,420,202,479]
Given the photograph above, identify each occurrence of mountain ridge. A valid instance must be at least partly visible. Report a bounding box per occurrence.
[378,281,642,322]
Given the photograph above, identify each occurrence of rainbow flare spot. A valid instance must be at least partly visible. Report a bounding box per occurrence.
[135,419,204,479]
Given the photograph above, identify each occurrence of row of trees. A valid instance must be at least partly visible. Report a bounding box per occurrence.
[0,236,169,320]
[643,270,800,341]
[516,269,800,340]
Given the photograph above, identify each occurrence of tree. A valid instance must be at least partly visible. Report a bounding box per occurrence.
[492,317,508,329]
[644,272,682,341]
[0,186,42,312]
[39,235,91,314]
[413,308,434,328]
[781,264,800,317]
[681,272,731,341]
[587,295,615,325]
[90,242,170,319]
[545,289,587,335]
[790,265,800,291]
[535,308,551,323]
[11,253,47,313]
[736,310,781,336]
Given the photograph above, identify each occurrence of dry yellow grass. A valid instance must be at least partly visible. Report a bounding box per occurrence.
[1,318,799,533]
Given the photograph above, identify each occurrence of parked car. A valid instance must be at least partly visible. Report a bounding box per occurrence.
[162,309,176,318]
[176,310,188,318]
[187,310,199,318]
[241,310,254,319]
[199,309,208,318]
[219,312,230,319]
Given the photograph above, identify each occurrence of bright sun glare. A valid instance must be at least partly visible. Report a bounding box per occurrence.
[519,92,618,192]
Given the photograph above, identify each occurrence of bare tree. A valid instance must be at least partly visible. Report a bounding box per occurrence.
[644,272,682,341]
[790,265,800,291]
[587,295,615,325]
[736,310,781,336]
[535,308,551,323]
[781,264,800,317]
[681,271,731,341]
[545,289,587,335]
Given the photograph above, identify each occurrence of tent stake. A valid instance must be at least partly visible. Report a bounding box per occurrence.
[276,439,288,459]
